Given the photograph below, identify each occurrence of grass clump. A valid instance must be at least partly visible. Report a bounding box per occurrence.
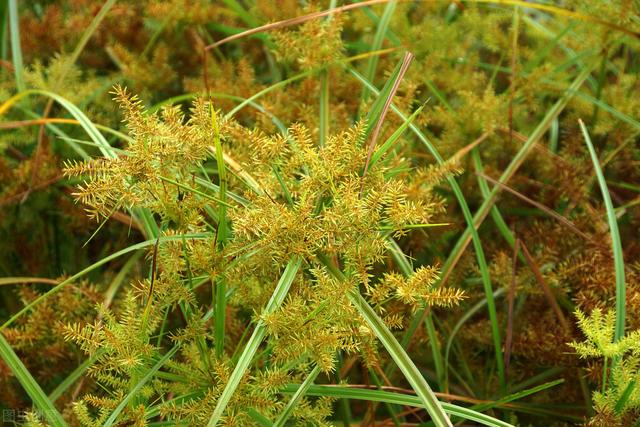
[60,85,463,426]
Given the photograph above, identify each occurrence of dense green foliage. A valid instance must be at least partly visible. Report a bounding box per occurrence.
[1,1,639,426]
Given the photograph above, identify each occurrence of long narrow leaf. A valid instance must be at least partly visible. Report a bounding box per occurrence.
[0,333,67,426]
[472,379,565,412]
[361,0,397,103]
[348,291,452,427]
[68,0,117,68]
[369,104,425,168]
[438,64,595,286]
[8,0,23,91]
[274,365,321,427]
[0,90,117,158]
[283,384,512,427]
[1,233,211,330]
[211,104,229,358]
[207,257,302,426]
[346,65,505,389]
[48,350,105,402]
[103,345,180,427]
[579,120,626,341]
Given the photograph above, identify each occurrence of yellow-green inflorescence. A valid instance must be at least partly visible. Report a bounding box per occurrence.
[61,85,463,425]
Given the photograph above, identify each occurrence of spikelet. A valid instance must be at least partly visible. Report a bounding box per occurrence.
[570,308,640,420]
[271,12,345,70]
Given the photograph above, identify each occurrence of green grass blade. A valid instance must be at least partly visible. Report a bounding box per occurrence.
[224,70,313,120]
[549,117,559,152]
[48,350,105,402]
[134,207,160,239]
[68,0,116,67]
[348,291,452,427]
[211,105,229,358]
[103,345,180,427]
[1,90,117,159]
[472,150,543,274]
[319,69,329,146]
[220,48,398,123]
[387,237,412,276]
[579,120,626,341]
[473,379,565,412]
[367,369,403,426]
[523,22,575,72]
[540,82,640,131]
[361,0,397,103]
[425,313,445,391]
[360,5,401,46]
[317,0,336,147]
[363,55,406,138]
[509,367,565,394]
[150,93,287,133]
[194,176,250,206]
[444,288,507,392]
[387,238,445,391]
[221,0,259,28]
[433,62,594,346]
[369,104,424,168]
[8,0,23,91]
[346,65,504,390]
[282,385,513,427]
[0,333,67,426]
[247,409,274,427]
[0,233,211,330]
[274,365,321,427]
[0,1,8,61]
[615,379,636,415]
[207,257,302,426]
